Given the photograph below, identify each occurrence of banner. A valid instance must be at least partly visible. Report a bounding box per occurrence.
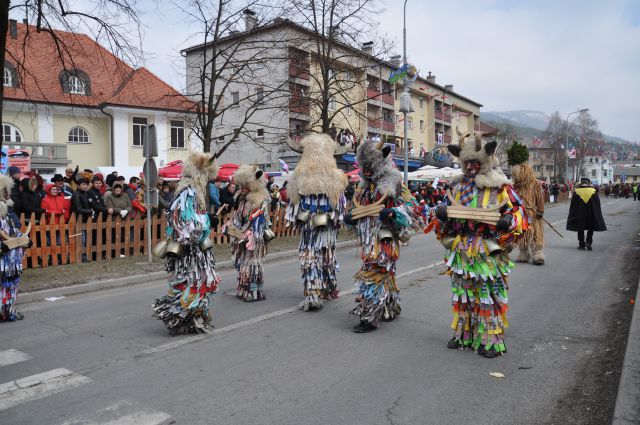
[437,133,443,145]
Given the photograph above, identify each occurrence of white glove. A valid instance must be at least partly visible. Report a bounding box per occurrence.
[120,210,128,218]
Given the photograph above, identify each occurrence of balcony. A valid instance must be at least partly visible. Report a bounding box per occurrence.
[288,61,310,80]
[367,87,380,100]
[382,120,394,132]
[435,110,443,121]
[5,142,70,169]
[289,97,310,115]
[381,93,394,106]
[368,117,381,129]
[444,135,451,144]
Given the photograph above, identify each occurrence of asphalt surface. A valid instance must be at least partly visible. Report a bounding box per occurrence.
[1,197,638,425]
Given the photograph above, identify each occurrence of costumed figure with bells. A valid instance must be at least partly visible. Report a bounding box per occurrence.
[284,134,348,311]
[152,152,221,334]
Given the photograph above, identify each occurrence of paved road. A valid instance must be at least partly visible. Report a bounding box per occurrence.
[1,198,638,425]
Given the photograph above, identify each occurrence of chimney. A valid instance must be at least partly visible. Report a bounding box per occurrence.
[244,9,258,31]
[22,19,28,25]
[361,41,373,56]
[426,71,436,84]
[389,55,401,68]
[9,19,17,39]
[444,84,453,92]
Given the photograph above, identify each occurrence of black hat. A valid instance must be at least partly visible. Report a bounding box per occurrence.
[51,173,64,182]
[76,178,89,185]
[580,177,591,184]
[161,181,170,188]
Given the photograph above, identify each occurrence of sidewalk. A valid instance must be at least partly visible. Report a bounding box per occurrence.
[612,276,640,425]
[18,234,358,304]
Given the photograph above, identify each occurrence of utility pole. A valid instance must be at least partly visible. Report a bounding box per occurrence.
[400,0,410,183]
[565,108,589,183]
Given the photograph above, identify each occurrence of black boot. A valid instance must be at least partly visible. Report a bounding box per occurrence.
[353,322,377,333]
[447,337,461,349]
[577,244,586,250]
[586,244,592,251]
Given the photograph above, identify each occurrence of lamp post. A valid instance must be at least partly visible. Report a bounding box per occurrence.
[565,108,589,183]
[402,0,409,184]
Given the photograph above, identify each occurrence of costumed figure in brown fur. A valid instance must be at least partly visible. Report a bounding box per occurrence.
[285,134,348,311]
[225,164,272,302]
[507,141,545,265]
[344,137,423,333]
[431,129,528,358]
[152,151,221,334]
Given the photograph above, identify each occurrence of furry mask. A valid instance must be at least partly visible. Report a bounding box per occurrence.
[356,138,402,198]
[233,164,269,209]
[0,174,15,218]
[287,133,348,208]
[174,151,218,210]
[448,130,510,189]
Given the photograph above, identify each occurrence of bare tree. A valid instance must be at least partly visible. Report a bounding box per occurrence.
[1,0,142,151]
[284,0,391,134]
[180,0,293,156]
[573,111,602,178]
[544,111,568,181]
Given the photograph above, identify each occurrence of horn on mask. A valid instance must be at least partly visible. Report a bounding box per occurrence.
[375,138,385,150]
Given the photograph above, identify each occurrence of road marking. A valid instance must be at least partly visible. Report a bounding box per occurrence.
[139,263,443,357]
[551,219,566,226]
[59,401,173,425]
[0,368,92,412]
[0,349,32,367]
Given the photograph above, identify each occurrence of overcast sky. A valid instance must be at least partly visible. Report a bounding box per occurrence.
[25,0,640,141]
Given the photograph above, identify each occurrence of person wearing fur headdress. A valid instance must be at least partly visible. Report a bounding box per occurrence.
[0,174,28,322]
[507,141,545,265]
[152,151,221,334]
[432,130,528,358]
[225,164,272,302]
[344,137,423,333]
[284,134,348,311]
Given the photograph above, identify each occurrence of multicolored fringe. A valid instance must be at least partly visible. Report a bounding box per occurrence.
[232,207,268,302]
[0,216,24,322]
[153,245,220,334]
[351,265,401,327]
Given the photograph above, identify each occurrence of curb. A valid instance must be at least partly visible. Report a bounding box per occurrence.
[612,276,640,425]
[18,239,359,305]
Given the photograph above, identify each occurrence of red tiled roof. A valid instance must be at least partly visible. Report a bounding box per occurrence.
[478,121,498,134]
[4,23,196,112]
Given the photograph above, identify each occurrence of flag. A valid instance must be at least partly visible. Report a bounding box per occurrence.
[388,64,408,84]
[567,148,576,159]
[278,158,289,173]
[437,133,443,145]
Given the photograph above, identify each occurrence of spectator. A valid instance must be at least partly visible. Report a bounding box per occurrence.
[30,172,46,201]
[19,176,45,222]
[266,175,275,192]
[105,171,118,188]
[94,173,107,194]
[219,181,237,212]
[82,169,94,184]
[279,181,289,205]
[7,166,22,215]
[52,174,73,197]
[208,178,221,215]
[71,178,93,222]
[345,181,355,203]
[41,184,71,224]
[125,177,140,200]
[64,166,79,192]
[131,190,147,219]
[105,183,132,220]
[158,181,174,214]
[270,184,281,212]
[89,176,109,220]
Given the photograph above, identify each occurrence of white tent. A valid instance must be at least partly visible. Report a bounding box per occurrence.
[407,166,462,181]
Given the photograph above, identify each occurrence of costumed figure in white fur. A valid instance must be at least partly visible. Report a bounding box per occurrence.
[226,164,272,302]
[284,134,348,311]
[0,174,28,322]
[344,138,423,333]
[152,152,221,334]
[507,141,545,265]
[431,129,528,358]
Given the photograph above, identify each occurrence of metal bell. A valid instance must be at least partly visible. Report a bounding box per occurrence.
[263,228,275,241]
[199,236,214,251]
[297,209,310,223]
[312,212,328,228]
[484,238,503,255]
[165,240,183,258]
[152,238,169,258]
[377,227,394,242]
[440,235,456,250]
[398,229,412,243]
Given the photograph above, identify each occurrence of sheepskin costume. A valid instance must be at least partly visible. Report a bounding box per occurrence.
[433,130,528,357]
[228,164,271,302]
[347,138,423,332]
[508,142,545,265]
[152,151,221,334]
[285,134,348,310]
[0,174,26,322]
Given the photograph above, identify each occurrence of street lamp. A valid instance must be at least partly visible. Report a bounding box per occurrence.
[565,108,589,183]
[402,0,409,184]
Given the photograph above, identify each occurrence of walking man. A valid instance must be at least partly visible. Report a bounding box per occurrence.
[566,177,607,250]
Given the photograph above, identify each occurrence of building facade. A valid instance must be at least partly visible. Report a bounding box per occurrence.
[3,20,196,178]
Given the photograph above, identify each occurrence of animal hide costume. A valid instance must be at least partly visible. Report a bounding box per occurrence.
[285,134,348,311]
[433,131,527,358]
[566,178,606,250]
[227,164,271,302]
[508,142,545,265]
[346,138,423,333]
[0,175,26,322]
[152,152,221,334]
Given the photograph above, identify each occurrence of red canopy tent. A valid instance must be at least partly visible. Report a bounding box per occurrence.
[157,161,239,182]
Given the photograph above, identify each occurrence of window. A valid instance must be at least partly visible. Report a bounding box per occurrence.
[256,128,264,139]
[328,96,336,110]
[395,114,400,126]
[218,136,225,142]
[345,71,353,81]
[346,104,352,116]
[69,75,87,95]
[419,120,424,131]
[170,121,185,148]
[533,165,541,172]
[419,98,424,109]
[545,164,554,171]
[68,127,90,144]
[408,117,413,129]
[60,70,91,95]
[591,169,597,177]
[2,123,22,143]
[3,68,13,87]
[255,87,264,103]
[604,170,608,177]
[231,91,240,106]
[132,117,147,147]
[233,128,241,138]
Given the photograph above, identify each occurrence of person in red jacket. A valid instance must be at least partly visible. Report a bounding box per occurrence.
[40,184,70,224]
[131,190,147,219]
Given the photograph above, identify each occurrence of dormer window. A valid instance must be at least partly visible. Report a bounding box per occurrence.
[60,69,91,96]
[3,62,19,88]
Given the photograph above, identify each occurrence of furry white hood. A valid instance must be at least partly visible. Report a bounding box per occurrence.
[448,134,511,189]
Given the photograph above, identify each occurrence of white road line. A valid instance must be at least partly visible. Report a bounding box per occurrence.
[0,349,32,367]
[551,219,567,226]
[139,263,443,356]
[0,368,92,412]
[60,411,172,425]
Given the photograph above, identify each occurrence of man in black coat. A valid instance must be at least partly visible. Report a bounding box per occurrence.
[71,178,93,223]
[566,177,607,250]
